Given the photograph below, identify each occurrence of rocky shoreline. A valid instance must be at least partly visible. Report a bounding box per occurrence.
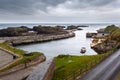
[90,25,120,54]
[0,25,76,46]
[0,32,75,46]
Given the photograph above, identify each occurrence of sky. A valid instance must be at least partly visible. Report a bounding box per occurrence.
[0,0,120,23]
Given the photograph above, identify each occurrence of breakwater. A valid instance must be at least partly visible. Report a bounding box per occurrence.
[0,32,75,46]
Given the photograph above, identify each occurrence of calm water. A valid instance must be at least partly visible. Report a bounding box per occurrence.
[0,23,119,58]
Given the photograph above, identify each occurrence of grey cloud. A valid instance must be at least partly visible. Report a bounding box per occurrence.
[0,0,35,15]
[34,0,65,12]
[39,0,65,6]
[0,0,66,15]
[0,0,120,23]
[83,0,115,6]
[0,0,118,15]
[64,0,116,9]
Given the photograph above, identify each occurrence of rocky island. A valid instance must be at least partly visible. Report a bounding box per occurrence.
[66,25,83,30]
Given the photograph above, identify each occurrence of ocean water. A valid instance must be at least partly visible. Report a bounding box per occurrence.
[0,23,119,58]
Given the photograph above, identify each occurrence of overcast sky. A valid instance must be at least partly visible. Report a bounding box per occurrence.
[0,0,120,23]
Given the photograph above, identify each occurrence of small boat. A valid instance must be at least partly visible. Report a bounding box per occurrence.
[80,47,86,54]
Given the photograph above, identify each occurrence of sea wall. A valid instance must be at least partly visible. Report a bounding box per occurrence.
[0,32,75,46]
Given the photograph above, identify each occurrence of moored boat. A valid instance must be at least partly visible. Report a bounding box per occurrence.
[80,47,86,53]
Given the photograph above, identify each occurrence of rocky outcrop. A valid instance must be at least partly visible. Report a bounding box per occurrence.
[91,25,120,54]
[67,25,78,30]
[55,25,66,29]
[66,25,83,30]
[86,33,97,38]
[0,26,69,37]
[92,40,117,54]
[0,26,31,37]
[33,25,68,35]
[77,25,88,27]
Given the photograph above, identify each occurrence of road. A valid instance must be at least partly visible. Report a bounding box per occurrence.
[80,49,120,80]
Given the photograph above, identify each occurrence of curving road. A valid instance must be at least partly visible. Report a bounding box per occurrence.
[80,49,120,80]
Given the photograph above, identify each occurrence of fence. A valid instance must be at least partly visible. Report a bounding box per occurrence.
[54,50,115,80]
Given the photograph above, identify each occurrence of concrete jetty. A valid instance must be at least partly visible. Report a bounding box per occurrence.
[0,32,75,46]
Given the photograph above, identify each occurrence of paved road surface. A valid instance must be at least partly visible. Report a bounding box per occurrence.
[27,58,54,80]
[80,49,120,80]
[0,66,35,80]
[113,71,120,80]
[0,50,13,68]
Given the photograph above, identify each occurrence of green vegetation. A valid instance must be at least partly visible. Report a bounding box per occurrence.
[110,28,120,40]
[0,42,43,72]
[53,53,112,80]
[105,24,119,32]
[105,25,120,48]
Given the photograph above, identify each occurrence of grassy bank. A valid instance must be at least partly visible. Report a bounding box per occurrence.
[0,42,43,72]
[53,52,113,80]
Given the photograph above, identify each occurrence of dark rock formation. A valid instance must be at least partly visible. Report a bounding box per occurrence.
[0,26,30,37]
[0,25,69,37]
[77,27,83,30]
[33,25,68,35]
[55,25,66,29]
[77,25,88,27]
[86,33,97,38]
[92,40,117,54]
[67,25,78,30]
[66,25,83,30]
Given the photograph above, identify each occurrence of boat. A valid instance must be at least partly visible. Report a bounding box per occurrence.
[80,47,86,54]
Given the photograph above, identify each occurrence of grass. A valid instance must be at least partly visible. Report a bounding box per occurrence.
[117,72,120,80]
[0,42,43,72]
[52,53,112,80]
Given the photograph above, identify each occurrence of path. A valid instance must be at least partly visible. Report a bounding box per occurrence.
[0,50,13,68]
[0,58,54,80]
[27,58,54,80]
[80,49,120,80]
[0,66,35,80]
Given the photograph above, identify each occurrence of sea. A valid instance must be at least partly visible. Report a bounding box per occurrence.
[0,23,120,59]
